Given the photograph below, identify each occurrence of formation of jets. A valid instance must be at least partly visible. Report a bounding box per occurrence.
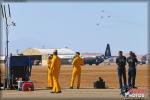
[96,10,111,26]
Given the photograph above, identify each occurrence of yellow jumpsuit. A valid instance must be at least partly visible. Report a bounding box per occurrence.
[51,55,61,92]
[47,59,53,88]
[70,55,84,88]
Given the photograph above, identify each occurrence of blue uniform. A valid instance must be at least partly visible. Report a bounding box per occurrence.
[116,56,127,88]
[127,56,138,88]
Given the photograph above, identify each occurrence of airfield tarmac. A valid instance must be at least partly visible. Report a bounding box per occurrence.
[0,64,150,99]
[1,88,125,100]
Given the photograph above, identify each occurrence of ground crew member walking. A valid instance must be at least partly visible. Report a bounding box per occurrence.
[70,52,84,89]
[127,51,138,88]
[51,50,61,93]
[47,54,53,89]
[116,51,127,89]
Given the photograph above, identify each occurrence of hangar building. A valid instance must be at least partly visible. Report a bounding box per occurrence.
[22,48,76,65]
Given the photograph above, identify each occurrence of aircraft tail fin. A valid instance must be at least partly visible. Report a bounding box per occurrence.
[105,43,111,57]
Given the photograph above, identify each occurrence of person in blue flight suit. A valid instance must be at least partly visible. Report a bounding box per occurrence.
[116,51,127,89]
[127,51,138,88]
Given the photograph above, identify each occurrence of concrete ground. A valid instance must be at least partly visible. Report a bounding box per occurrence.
[0,88,125,100]
[1,88,149,100]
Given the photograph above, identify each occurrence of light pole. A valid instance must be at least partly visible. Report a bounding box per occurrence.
[1,4,15,89]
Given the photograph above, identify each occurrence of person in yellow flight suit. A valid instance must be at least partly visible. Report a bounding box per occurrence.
[51,50,61,93]
[47,54,53,89]
[70,52,84,89]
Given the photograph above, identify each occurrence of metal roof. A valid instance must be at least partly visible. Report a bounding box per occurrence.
[0,56,5,60]
[33,48,76,55]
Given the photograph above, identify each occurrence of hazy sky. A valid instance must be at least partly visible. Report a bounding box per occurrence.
[1,2,148,55]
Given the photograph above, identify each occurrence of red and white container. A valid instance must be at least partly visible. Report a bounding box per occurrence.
[22,81,34,91]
